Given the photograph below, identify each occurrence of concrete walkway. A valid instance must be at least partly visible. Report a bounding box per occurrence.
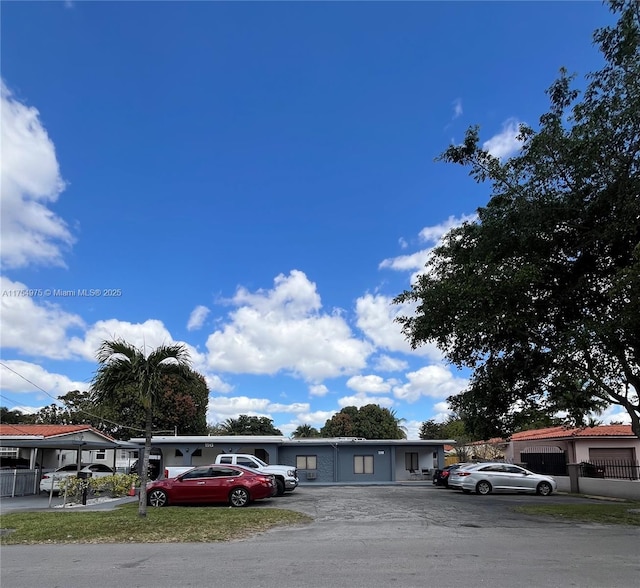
[0,493,138,514]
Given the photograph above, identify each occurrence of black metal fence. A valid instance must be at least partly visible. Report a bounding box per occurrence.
[520,450,568,476]
[579,460,640,480]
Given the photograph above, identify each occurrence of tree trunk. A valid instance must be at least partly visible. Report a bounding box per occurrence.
[138,406,153,517]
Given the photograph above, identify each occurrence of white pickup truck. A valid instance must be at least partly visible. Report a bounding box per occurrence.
[163,454,298,496]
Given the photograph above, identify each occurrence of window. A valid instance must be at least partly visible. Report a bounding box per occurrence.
[182,467,213,480]
[354,455,374,475]
[192,449,202,457]
[218,455,232,464]
[505,465,526,474]
[405,452,418,471]
[296,455,317,470]
[95,452,106,460]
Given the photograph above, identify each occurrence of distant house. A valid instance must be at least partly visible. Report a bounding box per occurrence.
[497,424,639,481]
[0,424,132,472]
[506,424,639,465]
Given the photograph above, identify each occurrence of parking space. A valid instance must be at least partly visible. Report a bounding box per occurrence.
[264,483,600,528]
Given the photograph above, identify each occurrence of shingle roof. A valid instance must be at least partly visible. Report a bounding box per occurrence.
[510,425,634,441]
[0,424,114,441]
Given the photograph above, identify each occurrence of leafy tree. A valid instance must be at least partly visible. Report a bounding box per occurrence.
[395,1,640,439]
[0,406,29,424]
[90,339,193,517]
[28,375,208,440]
[207,422,227,435]
[218,415,283,436]
[321,404,407,439]
[27,390,96,426]
[291,424,321,438]
[419,419,448,440]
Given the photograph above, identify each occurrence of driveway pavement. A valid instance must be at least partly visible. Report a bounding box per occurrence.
[2,484,639,588]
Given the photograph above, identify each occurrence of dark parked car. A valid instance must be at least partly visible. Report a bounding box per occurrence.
[0,457,40,469]
[146,464,277,508]
[129,459,161,480]
[432,463,471,488]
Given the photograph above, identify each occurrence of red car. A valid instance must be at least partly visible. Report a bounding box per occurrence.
[146,464,277,508]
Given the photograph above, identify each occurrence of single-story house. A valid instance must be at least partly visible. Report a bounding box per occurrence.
[506,424,639,466]
[128,435,456,483]
[0,424,136,472]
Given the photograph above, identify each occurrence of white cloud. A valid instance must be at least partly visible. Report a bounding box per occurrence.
[598,405,632,425]
[355,293,442,361]
[67,318,176,361]
[206,395,312,425]
[372,355,408,372]
[309,384,329,397]
[0,276,85,359]
[452,98,463,119]
[0,360,89,400]
[393,365,468,403]
[432,401,455,423]
[205,270,372,380]
[346,374,392,395]
[338,393,394,409]
[418,214,476,246]
[204,374,233,394]
[404,419,423,440]
[379,214,476,280]
[0,81,74,269]
[483,118,524,159]
[187,305,210,331]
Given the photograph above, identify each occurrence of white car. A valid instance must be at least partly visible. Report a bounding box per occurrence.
[449,462,557,496]
[39,463,115,494]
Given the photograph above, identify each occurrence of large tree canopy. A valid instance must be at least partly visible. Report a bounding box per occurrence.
[395,1,640,439]
[321,405,407,439]
[24,375,208,440]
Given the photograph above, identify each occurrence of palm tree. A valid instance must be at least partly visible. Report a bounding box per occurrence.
[91,339,192,517]
[291,424,320,438]
[389,409,408,440]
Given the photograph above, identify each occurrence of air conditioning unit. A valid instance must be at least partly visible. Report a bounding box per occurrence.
[306,471,317,480]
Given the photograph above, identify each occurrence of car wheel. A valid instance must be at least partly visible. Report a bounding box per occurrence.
[476,480,492,495]
[229,487,250,507]
[536,481,553,496]
[148,489,169,507]
[275,479,285,496]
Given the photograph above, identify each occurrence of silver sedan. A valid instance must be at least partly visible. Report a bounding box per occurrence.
[449,462,557,496]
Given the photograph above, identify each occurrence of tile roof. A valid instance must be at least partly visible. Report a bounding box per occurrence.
[510,425,634,441]
[0,424,113,440]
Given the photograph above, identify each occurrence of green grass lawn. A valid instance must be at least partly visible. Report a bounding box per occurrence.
[514,501,640,526]
[0,503,312,544]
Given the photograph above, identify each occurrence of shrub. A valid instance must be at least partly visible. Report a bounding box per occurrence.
[60,473,140,499]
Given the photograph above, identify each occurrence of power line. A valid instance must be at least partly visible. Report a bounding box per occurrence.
[0,362,151,434]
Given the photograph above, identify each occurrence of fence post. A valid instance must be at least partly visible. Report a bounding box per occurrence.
[567,463,580,494]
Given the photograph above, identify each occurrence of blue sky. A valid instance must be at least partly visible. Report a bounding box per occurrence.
[1,1,629,438]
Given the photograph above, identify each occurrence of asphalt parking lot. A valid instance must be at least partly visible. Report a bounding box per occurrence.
[2,483,639,588]
[264,482,602,529]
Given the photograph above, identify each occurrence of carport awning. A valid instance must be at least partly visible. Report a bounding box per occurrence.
[0,439,138,450]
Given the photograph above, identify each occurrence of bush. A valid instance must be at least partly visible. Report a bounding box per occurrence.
[60,473,140,499]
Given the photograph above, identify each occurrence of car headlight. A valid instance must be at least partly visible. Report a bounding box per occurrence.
[287,469,295,477]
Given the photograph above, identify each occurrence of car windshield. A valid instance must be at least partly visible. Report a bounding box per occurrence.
[253,457,268,467]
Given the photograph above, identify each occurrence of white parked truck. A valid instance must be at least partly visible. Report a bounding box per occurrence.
[163,454,298,496]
